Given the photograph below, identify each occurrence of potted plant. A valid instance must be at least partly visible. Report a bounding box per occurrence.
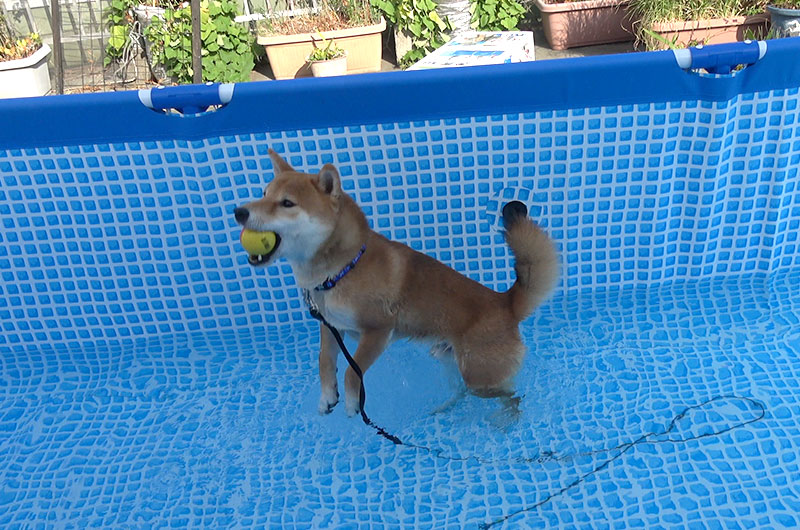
[628,0,769,50]
[0,12,51,99]
[533,0,634,50]
[307,33,347,77]
[767,1,800,37]
[256,0,385,80]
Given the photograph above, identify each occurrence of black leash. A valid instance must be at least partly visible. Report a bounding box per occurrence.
[303,292,766,528]
[478,394,766,529]
[306,299,403,445]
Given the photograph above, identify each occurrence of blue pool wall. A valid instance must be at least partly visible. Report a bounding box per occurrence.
[1,38,800,347]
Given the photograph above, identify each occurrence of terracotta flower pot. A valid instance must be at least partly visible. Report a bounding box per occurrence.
[648,14,769,49]
[257,18,385,80]
[534,0,633,50]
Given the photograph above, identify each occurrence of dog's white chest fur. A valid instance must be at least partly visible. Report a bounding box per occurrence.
[310,290,360,332]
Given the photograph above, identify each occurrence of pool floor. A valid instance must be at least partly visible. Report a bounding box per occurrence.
[2,271,800,528]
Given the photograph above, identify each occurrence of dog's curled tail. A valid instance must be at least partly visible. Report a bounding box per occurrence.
[502,201,559,322]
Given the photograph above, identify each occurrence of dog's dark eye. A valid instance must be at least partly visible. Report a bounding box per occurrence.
[281,199,296,208]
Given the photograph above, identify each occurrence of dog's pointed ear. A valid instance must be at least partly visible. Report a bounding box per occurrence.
[317,164,342,197]
[268,149,294,174]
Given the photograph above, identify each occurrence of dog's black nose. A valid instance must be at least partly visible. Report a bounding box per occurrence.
[234,207,249,225]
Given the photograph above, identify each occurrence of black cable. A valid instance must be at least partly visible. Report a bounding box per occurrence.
[309,309,767,529]
[479,394,766,529]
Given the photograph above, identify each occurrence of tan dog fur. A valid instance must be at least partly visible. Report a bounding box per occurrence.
[236,150,559,416]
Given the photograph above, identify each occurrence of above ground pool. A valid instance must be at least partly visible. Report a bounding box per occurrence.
[2,38,800,528]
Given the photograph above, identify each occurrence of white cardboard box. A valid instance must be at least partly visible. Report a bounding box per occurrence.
[408,31,535,70]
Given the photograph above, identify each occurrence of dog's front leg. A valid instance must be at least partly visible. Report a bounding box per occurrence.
[344,328,392,417]
[318,323,340,414]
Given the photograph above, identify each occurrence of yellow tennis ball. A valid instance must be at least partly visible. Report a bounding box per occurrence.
[240,229,277,256]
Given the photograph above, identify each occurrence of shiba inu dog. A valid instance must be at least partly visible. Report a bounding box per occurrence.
[234,150,558,417]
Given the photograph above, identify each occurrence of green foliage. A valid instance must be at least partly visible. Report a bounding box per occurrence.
[0,33,41,62]
[338,0,380,27]
[0,12,42,63]
[371,0,451,66]
[104,0,136,66]
[470,0,525,31]
[627,0,765,23]
[640,27,683,49]
[105,0,187,66]
[144,0,255,84]
[308,33,346,61]
[629,0,767,49]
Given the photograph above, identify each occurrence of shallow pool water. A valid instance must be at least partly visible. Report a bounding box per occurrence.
[2,270,800,528]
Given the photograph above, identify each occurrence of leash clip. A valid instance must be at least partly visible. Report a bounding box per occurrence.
[302,289,323,321]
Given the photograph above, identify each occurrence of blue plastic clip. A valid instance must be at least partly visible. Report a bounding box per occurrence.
[673,40,767,74]
[138,82,235,114]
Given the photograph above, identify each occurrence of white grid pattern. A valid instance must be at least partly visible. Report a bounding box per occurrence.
[1,88,799,345]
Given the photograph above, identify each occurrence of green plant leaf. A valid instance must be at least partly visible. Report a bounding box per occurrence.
[108,24,127,49]
[380,2,396,18]
[430,11,446,30]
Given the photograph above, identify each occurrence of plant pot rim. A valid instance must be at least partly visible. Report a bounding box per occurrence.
[767,4,800,15]
[650,13,768,32]
[0,43,51,72]
[534,0,628,13]
[257,17,386,45]
[308,53,347,64]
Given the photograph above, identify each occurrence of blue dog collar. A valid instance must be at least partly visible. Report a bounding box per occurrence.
[314,245,367,291]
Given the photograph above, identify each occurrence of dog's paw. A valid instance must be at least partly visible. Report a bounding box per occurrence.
[318,389,339,415]
[430,389,466,416]
[344,394,361,417]
[490,395,522,431]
